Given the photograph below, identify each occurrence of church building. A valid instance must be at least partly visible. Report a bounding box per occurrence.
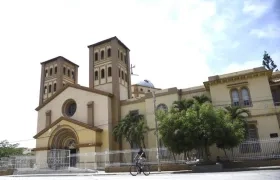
[32,36,280,168]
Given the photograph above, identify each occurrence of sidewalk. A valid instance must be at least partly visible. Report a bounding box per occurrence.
[8,166,280,177]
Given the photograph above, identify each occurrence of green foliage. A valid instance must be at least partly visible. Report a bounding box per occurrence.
[263,51,278,71]
[157,94,248,161]
[113,113,149,148]
[0,140,24,158]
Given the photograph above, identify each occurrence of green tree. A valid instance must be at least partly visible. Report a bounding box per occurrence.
[215,114,247,158]
[113,113,149,149]
[0,140,24,158]
[172,94,211,113]
[224,106,250,137]
[263,51,278,71]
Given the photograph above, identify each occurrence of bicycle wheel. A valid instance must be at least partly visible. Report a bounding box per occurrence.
[130,165,139,176]
[142,165,150,176]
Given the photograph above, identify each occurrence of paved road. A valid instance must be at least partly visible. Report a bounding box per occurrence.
[2,170,280,180]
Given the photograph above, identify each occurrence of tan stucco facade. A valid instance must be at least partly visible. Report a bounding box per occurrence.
[33,36,280,166]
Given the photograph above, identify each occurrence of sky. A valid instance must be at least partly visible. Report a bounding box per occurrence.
[0,0,279,148]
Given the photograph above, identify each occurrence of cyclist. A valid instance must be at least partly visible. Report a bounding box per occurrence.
[135,147,146,169]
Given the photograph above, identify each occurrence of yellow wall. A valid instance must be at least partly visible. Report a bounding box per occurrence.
[37,87,110,133]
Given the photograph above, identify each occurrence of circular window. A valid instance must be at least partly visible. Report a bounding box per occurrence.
[157,103,168,112]
[62,99,77,117]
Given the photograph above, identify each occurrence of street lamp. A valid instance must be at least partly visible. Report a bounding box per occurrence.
[152,92,161,172]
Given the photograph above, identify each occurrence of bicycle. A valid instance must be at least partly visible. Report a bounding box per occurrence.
[130,157,150,176]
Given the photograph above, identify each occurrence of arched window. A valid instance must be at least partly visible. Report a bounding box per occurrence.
[50,68,53,76]
[231,89,239,106]
[107,48,111,57]
[48,84,52,93]
[94,71,98,80]
[239,124,261,153]
[157,103,168,112]
[108,67,112,77]
[54,83,57,92]
[241,88,251,106]
[101,50,104,59]
[248,124,259,140]
[121,71,124,79]
[95,52,98,61]
[125,73,127,82]
[45,69,48,77]
[63,67,66,75]
[54,66,57,74]
[44,86,47,94]
[101,69,105,79]
[121,52,123,60]
[67,69,70,77]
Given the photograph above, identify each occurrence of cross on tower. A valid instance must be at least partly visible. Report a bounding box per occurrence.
[130,64,139,76]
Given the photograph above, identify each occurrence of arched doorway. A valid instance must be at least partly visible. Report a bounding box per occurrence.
[48,127,79,168]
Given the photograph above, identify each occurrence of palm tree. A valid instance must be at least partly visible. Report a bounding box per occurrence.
[223,105,250,160]
[112,113,149,149]
[224,105,250,135]
[193,94,212,104]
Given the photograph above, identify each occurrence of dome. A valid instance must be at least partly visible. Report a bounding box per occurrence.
[136,79,155,88]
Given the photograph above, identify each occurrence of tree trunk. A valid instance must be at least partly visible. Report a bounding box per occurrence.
[141,138,146,149]
[203,139,209,162]
[172,152,176,162]
[223,149,228,159]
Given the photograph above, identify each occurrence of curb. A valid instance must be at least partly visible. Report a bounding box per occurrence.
[7,166,280,177]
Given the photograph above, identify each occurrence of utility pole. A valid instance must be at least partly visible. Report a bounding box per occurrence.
[152,91,161,172]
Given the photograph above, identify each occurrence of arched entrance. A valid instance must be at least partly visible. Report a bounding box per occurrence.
[48,126,79,168]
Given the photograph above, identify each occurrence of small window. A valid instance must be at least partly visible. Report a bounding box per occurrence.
[231,89,239,106]
[148,90,150,92]
[121,53,123,61]
[241,88,251,106]
[101,69,105,79]
[67,69,70,77]
[108,67,112,77]
[54,67,57,74]
[94,71,98,80]
[95,52,98,61]
[121,71,124,79]
[45,70,48,77]
[270,133,278,138]
[63,67,66,75]
[107,48,111,57]
[129,110,139,116]
[125,73,127,82]
[63,83,65,87]
[72,71,75,79]
[44,86,47,94]
[101,50,104,59]
[48,84,52,93]
[50,68,53,76]
[124,55,127,64]
[140,88,143,91]
[54,83,57,92]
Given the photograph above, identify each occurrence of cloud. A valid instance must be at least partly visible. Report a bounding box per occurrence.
[222,60,262,74]
[250,24,280,38]
[242,0,274,18]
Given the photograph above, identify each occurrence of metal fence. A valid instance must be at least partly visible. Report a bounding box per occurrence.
[0,138,280,173]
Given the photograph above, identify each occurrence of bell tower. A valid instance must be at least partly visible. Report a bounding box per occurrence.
[88,37,132,151]
[88,36,132,99]
[38,56,79,105]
